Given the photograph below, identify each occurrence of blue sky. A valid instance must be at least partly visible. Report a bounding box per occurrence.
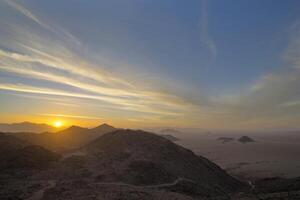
[0,0,300,129]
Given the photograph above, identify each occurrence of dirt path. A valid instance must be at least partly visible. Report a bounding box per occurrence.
[26,180,56,200]
[96,177,195,189]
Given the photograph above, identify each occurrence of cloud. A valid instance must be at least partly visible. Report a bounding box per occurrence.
[0,83,184,117]
[200,0,217,61]
[4,0,80,45]
[207,23,300,129]
[0,0,299,129]
[38,113,103,120]
[0,0,193,121]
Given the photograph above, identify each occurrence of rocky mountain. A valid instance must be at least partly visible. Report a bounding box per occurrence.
[2,128,300,199]
[0,133,28,154]
[238,136,255,143]
[3,145,60,170]
[84,129,243,197]
[0,133,30,167]
[0,122,57,133]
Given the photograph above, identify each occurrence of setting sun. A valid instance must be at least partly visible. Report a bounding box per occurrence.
[53,121,63,128]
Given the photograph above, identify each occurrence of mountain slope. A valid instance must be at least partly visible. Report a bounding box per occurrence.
[0,133,29,167]
[3,145,60,169]
[84,129,244,196]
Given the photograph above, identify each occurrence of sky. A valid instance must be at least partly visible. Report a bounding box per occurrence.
[0,0,300,130]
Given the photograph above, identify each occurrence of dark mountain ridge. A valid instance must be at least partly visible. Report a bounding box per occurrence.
[84,129,244,196]
[7,123,117,152]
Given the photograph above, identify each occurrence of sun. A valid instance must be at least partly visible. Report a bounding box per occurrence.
[53,121,63,128]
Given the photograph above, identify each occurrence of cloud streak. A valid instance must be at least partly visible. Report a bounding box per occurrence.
[4,0,80,45]
[38,113,103,120]
[0,1,299,129]
[200,0,217,62]
[0,0,192,121]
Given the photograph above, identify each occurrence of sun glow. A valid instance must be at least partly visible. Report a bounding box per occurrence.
[53,121,63,128]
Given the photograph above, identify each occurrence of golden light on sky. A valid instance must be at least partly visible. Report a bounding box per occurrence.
[0,0,300,130]
[53,121,63,128]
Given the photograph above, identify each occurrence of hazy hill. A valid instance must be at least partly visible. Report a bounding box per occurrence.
[9,123,117,152]
[238,136,255,143]
[0,133,30,167]
[0,122,57,133]
[90,123,116,135]
[161,134,179,141]
[160,128,182,135]
[84,129,243,197]
[217,137,235,144]
[0,133,29,154]
[3,145,60,170]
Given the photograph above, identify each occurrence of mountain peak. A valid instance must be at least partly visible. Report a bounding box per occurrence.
[58,125,87,133]
[94,123,114,129]
[84,129,243,195]
[90,123,116,134]
[238,136,255,143]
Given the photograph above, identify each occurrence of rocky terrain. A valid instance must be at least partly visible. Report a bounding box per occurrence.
[1,127,300,199]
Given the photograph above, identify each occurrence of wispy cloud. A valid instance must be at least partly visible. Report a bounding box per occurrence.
[4,0,80,45]
[0,0,192,121]
[38,113,103,120]
[0,0,299,129]
[200,0,217,62]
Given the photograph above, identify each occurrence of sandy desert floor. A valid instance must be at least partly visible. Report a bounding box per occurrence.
[176,131,300,180]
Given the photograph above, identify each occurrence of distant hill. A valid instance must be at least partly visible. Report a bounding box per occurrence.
[238,136,255,143]
[0,133,29,167]
[84,129,243,197]
[3,145,60,169]
[217,137,235,144]
[0,134,59,170]
[161,134,179,141]
[9,123,117,152]
[0,122,56,133]
[90,123,116,135]
[160,129,182,135]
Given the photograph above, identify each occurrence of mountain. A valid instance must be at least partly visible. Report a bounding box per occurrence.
[217,137,235,144]
[238,136,255,143]
[8,123,116,152]
[0,134,59,170]
[90,123,116,134]
[0,133,29,167]
[160,128,182,135]
[161,134,179,141]
[57,125,88,135]
[0,122,57,133]
[3,128,299,199]
[84,129,243,197]
[3,145,60,170]
[0,133,28,154]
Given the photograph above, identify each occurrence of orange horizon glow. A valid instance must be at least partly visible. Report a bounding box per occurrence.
[53,121,63,128]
